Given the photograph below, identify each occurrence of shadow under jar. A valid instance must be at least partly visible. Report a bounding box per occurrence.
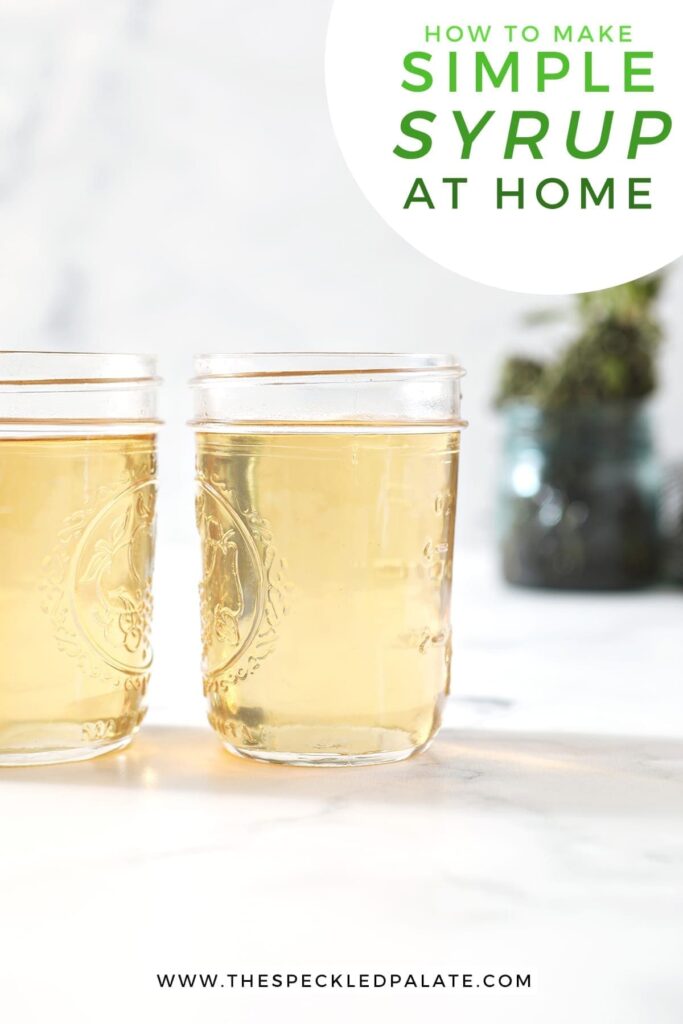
[0,352,161,766]
[191,354,466,766]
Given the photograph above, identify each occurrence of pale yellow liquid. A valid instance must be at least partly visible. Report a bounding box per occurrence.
[196,431,459,764]
[0,435,156,764]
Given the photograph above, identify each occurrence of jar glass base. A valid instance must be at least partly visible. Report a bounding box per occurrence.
[219,727,436,768]
[222,742,425,767]
[0,733,133,767]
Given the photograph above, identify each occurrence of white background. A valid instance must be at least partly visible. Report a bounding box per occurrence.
[0,0,682,553]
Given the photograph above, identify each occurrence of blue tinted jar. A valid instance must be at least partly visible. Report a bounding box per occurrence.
[498,402,660,589]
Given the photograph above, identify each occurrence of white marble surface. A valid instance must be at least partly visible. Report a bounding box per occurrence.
[2,726,682,1024]
[1,546,681,1023]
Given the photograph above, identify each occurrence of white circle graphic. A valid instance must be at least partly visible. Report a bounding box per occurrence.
[326,0,683,293]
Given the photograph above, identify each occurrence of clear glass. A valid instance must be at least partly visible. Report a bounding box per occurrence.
[0,352,161,765]
[498,401,660,589]
[191,354,465,766]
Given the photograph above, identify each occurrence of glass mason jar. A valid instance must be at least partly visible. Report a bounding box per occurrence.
[191,353,466,766]
[498,401,660,590]
[0,352,161,765]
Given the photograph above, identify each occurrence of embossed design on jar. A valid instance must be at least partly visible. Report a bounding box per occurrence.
[195,472,289,695]
[71,481,156,673]
[40,456,156,684]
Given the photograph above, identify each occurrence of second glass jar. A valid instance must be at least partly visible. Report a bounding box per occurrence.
[191,354,465,766]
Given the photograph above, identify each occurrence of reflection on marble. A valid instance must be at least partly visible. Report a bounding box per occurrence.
[6,725,683,817]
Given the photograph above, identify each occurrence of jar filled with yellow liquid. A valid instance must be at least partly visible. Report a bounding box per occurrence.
[0,352,160,765]
[191,354,465,766]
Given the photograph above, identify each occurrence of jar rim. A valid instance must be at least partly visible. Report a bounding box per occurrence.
[192,352,465,383]
[0,351,161,434]
[191,352,466,432]
[0,350,159,385]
